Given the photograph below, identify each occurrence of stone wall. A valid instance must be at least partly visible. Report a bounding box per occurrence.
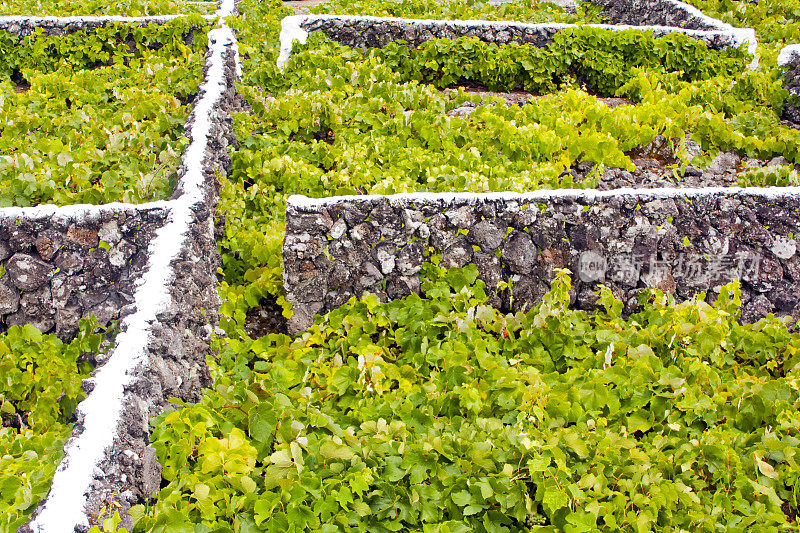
[49,27,236,531]
[590,0,720,30]
[283,190,800,333]
[15,14,234,532]
[83,199,220,529]
[0,207,167,340]
[79,45,238,526]
[0,15,212,38]
[296,14,738,53]
[779,45,800,127]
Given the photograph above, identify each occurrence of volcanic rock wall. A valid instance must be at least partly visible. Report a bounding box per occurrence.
[284,190,800,333]
[28,25,237,531]
[294,14,739,53]
[13,4,236,530]
[0,208,166,340]
[0,15,211,38]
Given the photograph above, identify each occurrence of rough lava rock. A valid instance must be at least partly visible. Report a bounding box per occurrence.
[6,253,53,291]
[284,192,800,333]
[0,210,166,340]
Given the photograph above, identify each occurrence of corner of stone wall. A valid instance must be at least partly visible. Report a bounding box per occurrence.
[74,30,236,531]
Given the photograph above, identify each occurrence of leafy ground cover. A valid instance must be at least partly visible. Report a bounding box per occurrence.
[0,18,208,206]
[309,0,604,24]
[134,266,800,531]
[0,0,216,16]
[0,320,110,532]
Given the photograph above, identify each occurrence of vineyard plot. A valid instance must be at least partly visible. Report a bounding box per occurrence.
[1,321,110,532]
[0,18,209,207]
[0,0,233,530]
[129,0,800,530]
[3,0,800,530]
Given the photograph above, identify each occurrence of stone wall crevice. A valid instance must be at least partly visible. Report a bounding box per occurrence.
[779,45,800,128]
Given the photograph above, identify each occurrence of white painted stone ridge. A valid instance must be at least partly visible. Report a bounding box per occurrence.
[278,15,308,72]
[277,10,759,72]
[0,200,171,221]
[288,185,800,210]
[218,0,244,76]
[663,0,759,70]
[25,17,240,533]
[778,44,800,66]
[175,26,237,205]
[216,0,236,17]
[734,27,758,70]
[664,0,727,30]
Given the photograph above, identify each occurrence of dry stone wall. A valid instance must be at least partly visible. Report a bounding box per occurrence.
[779,45,800,127]
[0,15,212,38]
[18,19,238,530]
[294,13,739,53]
[283,190,800,333]
[0,208,167,340]
[300,16,567,49]
[78,199,221,529]
[72,42,239,528]
[5,2,237,530]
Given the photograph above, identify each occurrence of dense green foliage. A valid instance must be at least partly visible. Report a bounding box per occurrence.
[367,29,746,94]
[3,0,798,530]
[310,0,603,24]
[0,0,215,16]
[136,267,800,531]
[0,320,110,532]
[0,17,210,80]
[166,1,800,530]
[0,18,208,206]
